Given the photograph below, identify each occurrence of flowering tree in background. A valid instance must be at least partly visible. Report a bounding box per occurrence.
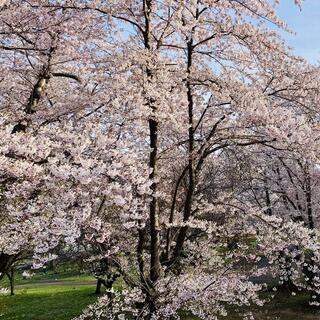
[3,0,320,319]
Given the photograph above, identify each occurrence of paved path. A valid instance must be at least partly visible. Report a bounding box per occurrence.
[16,280,96,288]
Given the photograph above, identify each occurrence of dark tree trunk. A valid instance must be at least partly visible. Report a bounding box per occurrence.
[301,165,320,302]
[173,34,195,264]
[264,178,272,216]
[305,167,314,229]
[6,268,15,296]
[141,0,161,288]
[0,253,15,281]
[277,252,297,294]
[95,278,103,295]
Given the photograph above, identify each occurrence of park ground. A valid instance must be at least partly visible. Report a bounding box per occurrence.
[1,270,320,320]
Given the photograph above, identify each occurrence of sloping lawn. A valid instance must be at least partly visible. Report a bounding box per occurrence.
[226,291,320,320]
[1,279,320,320]
[0,271,95,287]
[0,285,97,320]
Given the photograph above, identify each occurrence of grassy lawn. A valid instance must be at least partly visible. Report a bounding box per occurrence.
[182,291,320,320]
[225,292,320,320]
[0,285,97,320]
[1,287,320,320]
[1,270,320,320]
[0,271,95,287]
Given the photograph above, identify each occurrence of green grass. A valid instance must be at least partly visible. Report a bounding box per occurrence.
[0,271,95,287]
[1,272,320,320]
[225,291,320,320]
[0,285,97,320]
[178,292,320,320]
[24,271,93,282]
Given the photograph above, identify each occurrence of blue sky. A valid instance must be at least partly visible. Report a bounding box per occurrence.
[277,0,320,63]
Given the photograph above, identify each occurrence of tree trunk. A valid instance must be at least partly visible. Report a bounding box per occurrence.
[0,253,15,281]
[149,117,161,283]
[6,268,15,296]
[302,166,320,302]
[173,37,195,262]
[264,177,272,215]
[95,278,103,295]
[143,0,161,286]
[305,166,314,229]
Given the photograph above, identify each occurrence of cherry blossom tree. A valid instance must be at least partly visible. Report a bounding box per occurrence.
[4,0,320,319]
